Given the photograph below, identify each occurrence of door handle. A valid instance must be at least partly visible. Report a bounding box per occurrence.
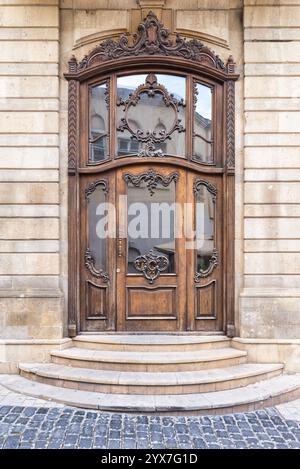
[117,238,123,257]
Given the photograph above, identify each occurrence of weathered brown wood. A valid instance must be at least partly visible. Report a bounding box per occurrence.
[65,13,238,335]
[67,78,78,337]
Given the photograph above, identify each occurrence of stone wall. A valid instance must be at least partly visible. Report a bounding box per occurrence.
[240,0,300,339]
[0,0,63,341]
[1,0,300,366]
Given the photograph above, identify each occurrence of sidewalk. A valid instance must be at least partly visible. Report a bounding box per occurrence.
[0,379,300,449]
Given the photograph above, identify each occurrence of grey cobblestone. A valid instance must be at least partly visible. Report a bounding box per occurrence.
[0,405,300,448]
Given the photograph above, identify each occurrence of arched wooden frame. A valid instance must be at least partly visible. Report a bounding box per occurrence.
[65,11,239,337]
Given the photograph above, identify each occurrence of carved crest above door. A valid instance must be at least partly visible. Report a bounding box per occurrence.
[67,11,236,75]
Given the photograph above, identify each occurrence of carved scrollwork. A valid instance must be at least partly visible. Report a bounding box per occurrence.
[124,169,179,196]
[85,180,108,199]
[68,80,77,173]
[193,179,217,201]
[134,249,169,284]
[138,142,164,157]
[194,179,218,280]
[193,80,199,110]
[226,80,235,169]
[85,248,109,282]
[74,12,225,72]
[104,79,110,109]
[194,248,219,281]
[117,73,185,156]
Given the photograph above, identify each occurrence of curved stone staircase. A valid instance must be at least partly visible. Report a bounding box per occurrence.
[2,335,300,415]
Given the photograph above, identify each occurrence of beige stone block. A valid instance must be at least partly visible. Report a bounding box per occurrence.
[245,253,300,274]
[0,277,12,288]
[245,98,300,112]
[245,275,300,289]
[245,218,300,239]
[0,183,59,204]
[0,253,59,274]
[245,112,300,133]
[245,0,300,4]
[245,77,300,98]
[245,182,300,204]
[245,63,300,76]
[0,77,58,98]
[0,98,59,111]
[0,205,59,217]
[0,28,59,40]
[245,147,300,168]
[0,296,63,340]
[245,169,300,182]
[0,218,59,240]
[26,325,63,340]
[62,0,137,8]
[239,295,300,340]
[245,27,300,41]
[176,9,229,43]
[245,239,300,253]
[245,204,300,218]
[12,275,59,290]
[0,134,59,146]
[245,42,300,63]
[73,9,129,43]
[245,134,300,146]
[161,0,242,8]
[244,6,300,27]
[0,1,59,4]
[0,169,58,182]
[0,147,59,169]
[0,63,58,76]
[0,240,59,253]
[0,41,58,63]
[0,112,58,133]
[0,6,59,27]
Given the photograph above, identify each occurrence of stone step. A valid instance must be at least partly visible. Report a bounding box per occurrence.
[73,334,230,352]
[50,347,247,372]
[2,373,300,415]
[19,362,284,395]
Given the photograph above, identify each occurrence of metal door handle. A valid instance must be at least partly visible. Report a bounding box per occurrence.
[117,238,122,257]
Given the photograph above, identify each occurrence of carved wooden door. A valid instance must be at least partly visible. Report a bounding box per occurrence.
[116,164,187,331]
[67,12,238,336]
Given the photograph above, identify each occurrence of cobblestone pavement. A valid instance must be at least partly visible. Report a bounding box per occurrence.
[1,405,300,449]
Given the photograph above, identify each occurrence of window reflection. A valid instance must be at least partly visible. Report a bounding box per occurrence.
[127,181,176,274]
[88,184,106,270]
[193,83,213,164]
[117,74,186,157]
[196,184,215,273]
[89,83,109,163]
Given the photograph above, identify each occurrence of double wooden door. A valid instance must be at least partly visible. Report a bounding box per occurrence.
[80,164,223,332]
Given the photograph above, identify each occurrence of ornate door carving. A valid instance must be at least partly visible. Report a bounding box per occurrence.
[65,12,238,335]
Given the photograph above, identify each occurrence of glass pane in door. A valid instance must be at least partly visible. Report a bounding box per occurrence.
[193,82,213,163]
[116,73,186,157]
[126,179,176,275]
[87,183,107,271]
[195,183,215,274]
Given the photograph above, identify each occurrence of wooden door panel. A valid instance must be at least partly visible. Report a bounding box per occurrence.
[116,164,186,332]
[79,166,224,333]
[186,172,223,332]
[79,171,116,332]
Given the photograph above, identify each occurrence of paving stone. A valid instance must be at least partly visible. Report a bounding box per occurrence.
[3,435,20,449]
[78,437,92,449]
[0,403,299,449]
[34,440,48,449]
[123,438,136,448]
[108,439,121,449]
[47,439,62,449]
